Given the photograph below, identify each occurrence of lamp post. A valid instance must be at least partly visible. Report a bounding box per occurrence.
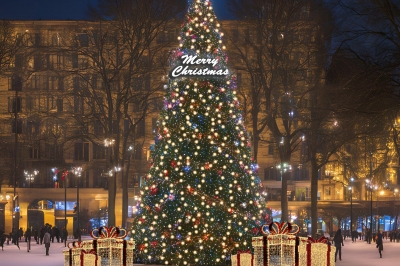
[62,169,69,247]
[366,179,373,243]
[24,170,38,188]
[104,138,116,227]
[349,177,354,231]
[393,188,398,231]
[377,190,384,231]
[72,167,82,242]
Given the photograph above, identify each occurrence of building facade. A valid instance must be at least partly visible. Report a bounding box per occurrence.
[0,19,398,236]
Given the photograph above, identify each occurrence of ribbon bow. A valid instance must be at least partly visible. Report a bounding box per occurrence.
[67,241,83,249]
[90,226,127,239]
[307,236,329,244]
[237,249,252,254]
[261,221,300,235]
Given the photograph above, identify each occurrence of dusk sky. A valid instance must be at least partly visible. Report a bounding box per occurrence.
[0,0,233,20]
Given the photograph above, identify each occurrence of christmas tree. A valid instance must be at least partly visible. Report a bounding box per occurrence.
[132,0,267,265]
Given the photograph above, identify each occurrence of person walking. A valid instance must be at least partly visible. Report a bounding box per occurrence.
[55,226,60,243]
[43,230,51,256]
[0,229,5,251]
[367,229,372,244]
[39,227,45,245]
[18,228,23,241]
[13,228,20,249]
[355,230,358,242]
[52,226,57,243]
[25,228,31,243]
[62,228,68,243]
[376,230,384,258]
[334,229,344,262]
[33,229,38,244]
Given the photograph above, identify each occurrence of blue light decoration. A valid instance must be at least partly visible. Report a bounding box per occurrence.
[183,165,191,173]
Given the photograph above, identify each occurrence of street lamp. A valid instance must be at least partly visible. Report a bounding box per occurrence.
[24,170,38,188]
[394,188,398,231]
[72,167,82,242]
[377,190,384,231]
[365,179,374,243]
[61,169,69,247]
[104,138,116,227]
[349,177,354,231]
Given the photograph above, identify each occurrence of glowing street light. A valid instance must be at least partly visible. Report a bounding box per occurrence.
[349,177,354,231]
[24,170,38,188]
[72,167,82,242]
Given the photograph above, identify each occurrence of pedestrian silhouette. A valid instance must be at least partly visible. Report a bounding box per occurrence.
[43,230,51,256]
[334,229,344,262]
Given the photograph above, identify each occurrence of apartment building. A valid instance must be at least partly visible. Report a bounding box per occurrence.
[0,18,396,236]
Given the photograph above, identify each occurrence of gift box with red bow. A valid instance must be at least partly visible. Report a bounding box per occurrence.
[265,222,299,266]
[63,226,135,266]
[297,237,336,266]
[252,236,267,266]
[231,250,254,266]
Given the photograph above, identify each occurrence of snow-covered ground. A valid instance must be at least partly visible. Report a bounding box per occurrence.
[336,237,400,266]
[1,235,400,265]
[0,237,68,266]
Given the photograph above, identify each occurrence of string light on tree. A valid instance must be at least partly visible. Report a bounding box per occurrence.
[132,0,270,265]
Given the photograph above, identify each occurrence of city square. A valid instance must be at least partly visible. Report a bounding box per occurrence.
[1,0,400,265]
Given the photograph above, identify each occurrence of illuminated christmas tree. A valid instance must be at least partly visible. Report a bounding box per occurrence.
[132,0,267,265]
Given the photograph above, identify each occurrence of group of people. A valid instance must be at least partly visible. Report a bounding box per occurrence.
[0,224,69,256]
[326,228,385,262]
[0,227,22,250]
[388,230,400,242]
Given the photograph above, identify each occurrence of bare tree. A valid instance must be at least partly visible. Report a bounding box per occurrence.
[0,21,34,190]
[228,0,333,222]
[64,0,186,227]
[0,20,22,74]
[335,0,400,172]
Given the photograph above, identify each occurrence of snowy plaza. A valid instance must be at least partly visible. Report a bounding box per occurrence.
[1,236,400,266]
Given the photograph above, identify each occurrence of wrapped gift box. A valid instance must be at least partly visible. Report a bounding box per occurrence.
[252,236,267,266]
[267,234,297,266]
[232,250,254,266]
[297,237,336,266]
[63,226,134,266]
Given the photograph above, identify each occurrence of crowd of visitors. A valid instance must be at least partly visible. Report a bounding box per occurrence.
[0,223,71,255]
